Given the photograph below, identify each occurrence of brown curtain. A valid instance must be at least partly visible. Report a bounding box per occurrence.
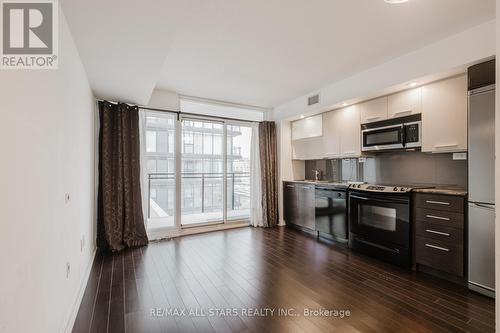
[97,101,148,251]
[259,121,279,227]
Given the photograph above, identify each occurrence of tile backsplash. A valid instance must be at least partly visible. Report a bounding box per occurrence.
[304,151,467,187]
[305,159,360,182]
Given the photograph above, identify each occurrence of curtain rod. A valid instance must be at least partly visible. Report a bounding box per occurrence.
[95,99,260,124]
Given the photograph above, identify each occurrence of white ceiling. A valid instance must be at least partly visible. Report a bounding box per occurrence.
[61,0,187,104]
[62,0,495,107]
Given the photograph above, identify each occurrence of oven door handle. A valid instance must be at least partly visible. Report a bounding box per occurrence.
[354,238,400,254]
[349,194,409,204]
[349,194,369,200]
[402,124,407,147]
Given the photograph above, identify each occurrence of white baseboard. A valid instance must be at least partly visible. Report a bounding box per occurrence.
[63,246,97,333]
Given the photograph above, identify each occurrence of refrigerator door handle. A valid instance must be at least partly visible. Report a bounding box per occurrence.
[470,202,495,209]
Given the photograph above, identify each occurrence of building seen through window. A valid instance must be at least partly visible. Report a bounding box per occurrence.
[144,109,254,229]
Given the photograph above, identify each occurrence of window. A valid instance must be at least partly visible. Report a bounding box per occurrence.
[226,124,252,220]
[142,99,259,233]
[168,130,175,153]
[146,131,156,152]
[143,111,176,230]
[213,134,222,155]
[203,133,213,154]
[183,131,194,154]
[157,131,168,153]
[181,118,224,225]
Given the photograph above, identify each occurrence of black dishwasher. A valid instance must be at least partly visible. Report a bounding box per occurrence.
[315,186,348,244]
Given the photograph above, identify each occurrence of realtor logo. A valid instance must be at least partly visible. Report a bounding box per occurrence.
[1,0,58,69]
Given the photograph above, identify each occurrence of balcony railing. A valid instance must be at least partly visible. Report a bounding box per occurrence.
[147,172,250,219]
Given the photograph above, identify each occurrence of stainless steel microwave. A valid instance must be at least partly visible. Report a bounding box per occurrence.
[361,114,422,152]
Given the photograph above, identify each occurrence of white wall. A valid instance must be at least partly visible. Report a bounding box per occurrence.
[148,88,181,111]
[273,20,496,121]
[0,8,95,333]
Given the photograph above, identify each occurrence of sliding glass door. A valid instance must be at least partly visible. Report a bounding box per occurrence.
[142,110,255,233]
[143,111,177,231]
[226,124,252,221]
[181,118,225,226]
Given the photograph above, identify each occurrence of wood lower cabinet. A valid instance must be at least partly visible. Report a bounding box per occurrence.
[283,182,315,231]
[415,236,463,276]
[414,193,466,278]
[283,182,298,224]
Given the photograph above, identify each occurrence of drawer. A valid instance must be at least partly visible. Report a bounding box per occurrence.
[415,194,464,213]
[415,221,462,245]
[415,208,464,229]
[415,236,463,276]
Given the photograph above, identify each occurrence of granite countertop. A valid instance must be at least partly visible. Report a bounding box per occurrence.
[284,180,351,187]
[412,186,468,197]
[284,180,468,196]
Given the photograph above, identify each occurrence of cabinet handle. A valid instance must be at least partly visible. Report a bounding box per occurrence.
[286,185,295,188]
[425,244,449,252]
[425,214,450,221]
[393,110,412,116]
[425,229,450,237]
[366,116,381,121]
[425,200,450,206]
[434,144,458,149]
[343,151,356,155]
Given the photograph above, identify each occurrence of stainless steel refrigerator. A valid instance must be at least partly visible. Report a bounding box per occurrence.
[468,65,495,297]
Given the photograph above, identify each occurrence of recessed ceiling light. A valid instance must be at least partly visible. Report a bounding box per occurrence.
[300,115,305,119]
[342,103,348,107]
[409,82,418,87]
[384,0,409,4]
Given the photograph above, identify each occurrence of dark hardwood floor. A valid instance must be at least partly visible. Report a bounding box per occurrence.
[73,227,495,333]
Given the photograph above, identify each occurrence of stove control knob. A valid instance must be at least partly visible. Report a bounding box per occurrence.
[393,187,398,191]
[400,188,406,192]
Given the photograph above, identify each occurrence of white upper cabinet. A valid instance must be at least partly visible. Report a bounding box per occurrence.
[323,105,361,158]
[359,97,388,124]
[421,75,467,153]
[322,110,341,157]
[291,114,322,141]
[338,105,361,157]
[292,136,324,160]
[289,75,466,159]
[387,88,422,119]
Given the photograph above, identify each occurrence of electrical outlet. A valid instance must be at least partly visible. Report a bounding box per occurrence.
[66,262,71,278]
[453,152,467,160]
[65,193,70,204]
